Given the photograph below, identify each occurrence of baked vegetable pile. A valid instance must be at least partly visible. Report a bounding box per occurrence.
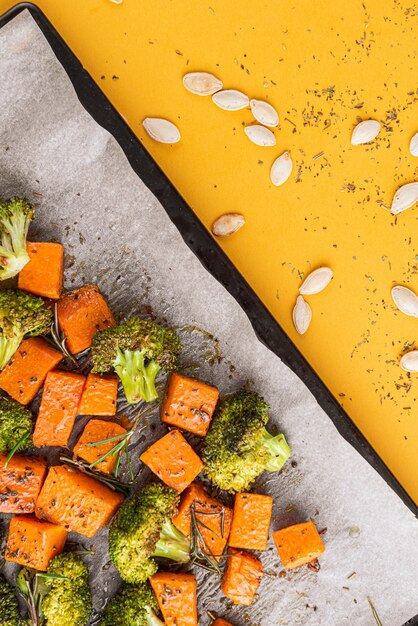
[0,196,326,626]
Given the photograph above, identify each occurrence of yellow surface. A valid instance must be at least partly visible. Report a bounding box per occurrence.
[1,1,418,500]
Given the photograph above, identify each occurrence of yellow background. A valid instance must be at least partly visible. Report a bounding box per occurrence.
[1,1,417,501]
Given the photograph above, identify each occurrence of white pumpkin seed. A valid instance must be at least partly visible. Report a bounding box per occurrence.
[270,152,292,186]
[391,285,418,317]
[390,182,418,215]
[351,120,381,145]
[299,267,333,295]
[212,213,245,237]
[410,132,418,157]
[244,125,276,147]
[293,296,312,335]
[212,89,249,111]
[142,118,180,144]
[250,99,279,127]
[109,0,123,3]
[183,72,223,96]
[400,351,418,373]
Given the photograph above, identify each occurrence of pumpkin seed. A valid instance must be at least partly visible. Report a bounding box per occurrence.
[250,99,279,127]
[299,267,333,295]
[142,118,180,144]
[270,152,293,186]
[351,120,381,145]
[390,182,418,215]
[183,72,223,96]
[244,125,276,147]
[212,89,249,111]
[293,296,312,335]
[410,132,418,157]
[212,213,245,237]
[400,351,418,373]
[391,285,418,317]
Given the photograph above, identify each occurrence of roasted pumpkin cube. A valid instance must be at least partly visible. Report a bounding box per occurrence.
[161,372,219,436]
[273,520,325,569]
[56,284,115,354]
[150,572,198,626]
[33,370,86,448]
[221,549,263,606]
[140,429,204,492]
[74,419,127,474]
[35,464,123,537]
[0,338,63,405]
[229,493,273,551]
[18,242,64,299]
[0,454,48,514]
[78,373,118,416]
[5,514,67,571]
[172,482,232,560]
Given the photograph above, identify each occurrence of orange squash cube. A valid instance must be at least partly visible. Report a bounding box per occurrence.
[161,372,219,436]
[229,493,273,551]
[273,520,325,569]
[172,482,232,560]
[0,454,48,514]
[74,419,127,474]
[0,338,63,405]
[5,514,67,571]
[140,430,204,492]
[35,465,123,537]
[150,572,198,626]
[221,549,263,606]
[56,285,115,354]
[78,373,118,416]
[212,620,234,626]
[33,370,86,448]
[18,242,64,299]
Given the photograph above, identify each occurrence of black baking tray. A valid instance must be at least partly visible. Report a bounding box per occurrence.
[0,4,417,624]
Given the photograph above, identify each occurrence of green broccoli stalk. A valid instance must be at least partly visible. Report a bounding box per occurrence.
[0,574,20,626]
[0,196,34,281]
[153,518,191,561]
[100,582,164,626]
[0,396,33,460]
[203,389,291,493]
[0,289,52,370]
[109,482,190,583]
[261,429,292,472]
[91,318,182,404]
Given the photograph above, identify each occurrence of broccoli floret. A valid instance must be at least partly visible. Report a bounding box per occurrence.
[0,574,19,626]
[109,482,190,583]
[203,389,291,493]
[41,553,92,626]
[0,196,34,281]
[91,318,182,404]
[0,396,33,454]
[100,582,164,626]
[0,289,52,370]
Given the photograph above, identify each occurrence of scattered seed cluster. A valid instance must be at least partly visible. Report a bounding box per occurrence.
[140,68,417,374]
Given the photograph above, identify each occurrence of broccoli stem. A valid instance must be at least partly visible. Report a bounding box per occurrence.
[0,335,22,370]
[153,520,190,563]
[145,607,165,626]
[261,429,291,472]
[113,348,161,404]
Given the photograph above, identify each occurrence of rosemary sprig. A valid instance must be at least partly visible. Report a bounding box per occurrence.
[367,597,384,626]
[86,423,142,481]
[4,432,30,467]
[59,454,132,495]
[189,501,223,576]
[49,302,78,365]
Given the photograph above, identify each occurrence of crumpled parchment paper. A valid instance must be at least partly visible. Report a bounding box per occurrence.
[0,10,417,626]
